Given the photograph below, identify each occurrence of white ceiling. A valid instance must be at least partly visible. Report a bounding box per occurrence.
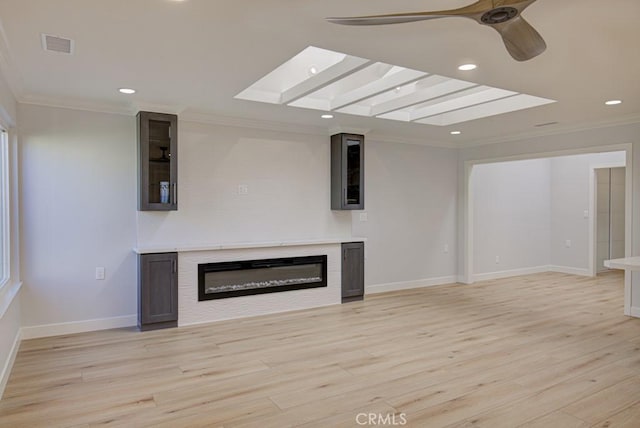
[0,0,638,147]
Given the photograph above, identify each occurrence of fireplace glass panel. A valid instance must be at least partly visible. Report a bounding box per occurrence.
[198,255,327,300]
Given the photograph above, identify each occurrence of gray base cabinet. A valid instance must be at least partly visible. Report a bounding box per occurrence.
[138,252,178,331]
[342,242,365,303]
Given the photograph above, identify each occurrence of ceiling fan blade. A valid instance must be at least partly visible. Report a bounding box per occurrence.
[327,13,454,26]
[327,0,495,26]
[491,15,547,61]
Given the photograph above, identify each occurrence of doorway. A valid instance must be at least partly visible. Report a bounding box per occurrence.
[595,167,626,273]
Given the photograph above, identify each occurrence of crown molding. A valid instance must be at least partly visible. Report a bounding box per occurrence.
[460,113,640,149]
[366,132,456,149]
[179,110,330,136]
[18,94,134,116]
[328,125,372,136]
[15,94,638,152]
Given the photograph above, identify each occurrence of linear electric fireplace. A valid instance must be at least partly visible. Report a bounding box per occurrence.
[198,255,327,300]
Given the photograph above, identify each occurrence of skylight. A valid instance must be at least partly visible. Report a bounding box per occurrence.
[235,46,556,126]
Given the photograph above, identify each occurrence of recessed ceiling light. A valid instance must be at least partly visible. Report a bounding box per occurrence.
[458,64,477,71]
[118,88,136,94]
[309,66,318,75]
[450,131,461,135]
[321,114,334,119]
[605,99,622,106]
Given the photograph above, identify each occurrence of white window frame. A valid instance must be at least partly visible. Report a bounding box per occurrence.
[0,129,9,288]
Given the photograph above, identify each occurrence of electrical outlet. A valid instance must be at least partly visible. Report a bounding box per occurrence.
[238,184,249,195]
[495,256,500,264]
[583,210,589,219]
[444,244,449,254]
[95,267,105,280]
[565,239,572,248]
[359,212,368,222]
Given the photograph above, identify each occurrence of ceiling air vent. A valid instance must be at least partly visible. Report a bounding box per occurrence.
[41,33,74,54]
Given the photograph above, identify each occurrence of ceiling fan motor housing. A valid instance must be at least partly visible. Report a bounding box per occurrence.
[481,7,519,24]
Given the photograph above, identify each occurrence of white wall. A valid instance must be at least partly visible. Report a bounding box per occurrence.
[19,104,138,331]
[471,158,551,278]
[136,120,352,247]
[351,140,458,292]
[17,108,356,334]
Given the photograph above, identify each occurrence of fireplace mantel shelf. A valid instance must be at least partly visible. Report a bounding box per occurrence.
[133,238,365,255]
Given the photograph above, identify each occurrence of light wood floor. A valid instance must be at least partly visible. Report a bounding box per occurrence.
[1,271,639,427]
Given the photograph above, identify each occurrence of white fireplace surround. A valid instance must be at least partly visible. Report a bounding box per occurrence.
[134,239,363,326]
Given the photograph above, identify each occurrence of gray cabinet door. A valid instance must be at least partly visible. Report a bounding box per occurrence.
[137,111,178,211]
[342,242,364,302]
[331,133,364,210]
[138,253,178,330]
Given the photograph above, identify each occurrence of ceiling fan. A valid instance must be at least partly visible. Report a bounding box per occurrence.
[327,0,546,62]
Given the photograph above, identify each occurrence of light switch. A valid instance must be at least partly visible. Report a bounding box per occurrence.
[359,212,368,222]
[95,267,105,280]
[565,239,572,248]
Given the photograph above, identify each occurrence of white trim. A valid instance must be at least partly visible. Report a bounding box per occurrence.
[0,327,21,399]
[20,315,137,340]
[0,280,21,320]
[589,162,627,277]
[463,161,474,284]
[630,306,640,318]
[473,266,550,282]
[456,275,472,284]
[624,146,633,316]
[0,130,9,289]
[366,276,458,294]
[13,98,640,151]
[548,265,592,277]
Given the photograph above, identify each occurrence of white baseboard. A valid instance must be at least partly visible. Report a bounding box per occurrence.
[0,328,21,399]
[21,315,137,340]
[473,266,550,282]
[548,265,592,277]
[630,307,640,318]
[366,275,458,294]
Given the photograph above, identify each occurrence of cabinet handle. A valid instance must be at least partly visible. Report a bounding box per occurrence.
[343,188,347,205]
[173,260,177,273]
[172,183,177,205]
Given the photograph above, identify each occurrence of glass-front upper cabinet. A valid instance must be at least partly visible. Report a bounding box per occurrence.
[137,111,178,211]
[331,133,364,210]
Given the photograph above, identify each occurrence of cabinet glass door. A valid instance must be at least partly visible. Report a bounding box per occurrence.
[138,111,177,211]
[346,138,361,206]
[147,120,172,205]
